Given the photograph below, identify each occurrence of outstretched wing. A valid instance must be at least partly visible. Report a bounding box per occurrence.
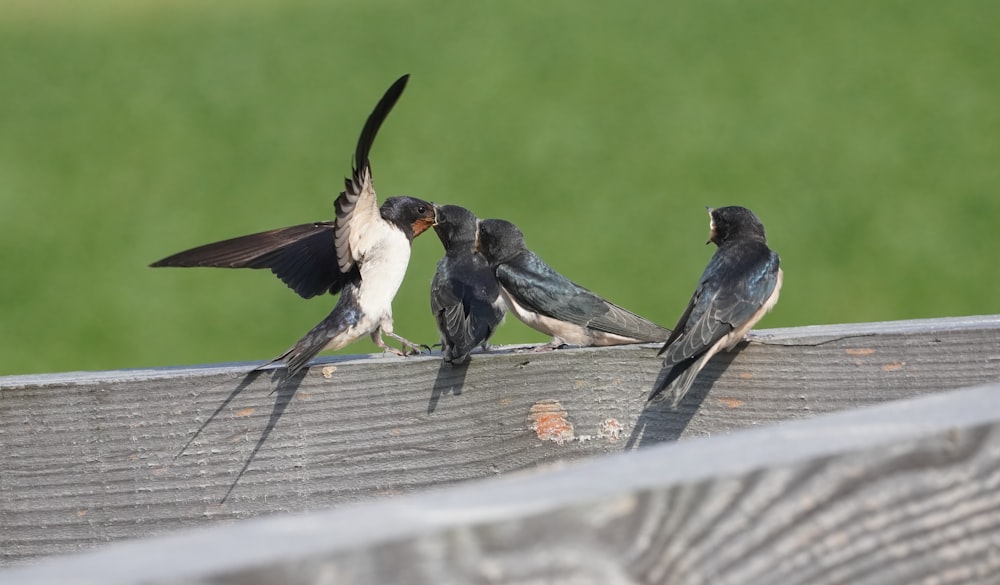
[496,253,669,341]
[150,77,410,299]
[150,222,354,299]
[334,74,410,273]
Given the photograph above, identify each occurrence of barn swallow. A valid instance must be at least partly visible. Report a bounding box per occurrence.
[649,206,782,406]
[429,205,506,365]
[151,74,436,375]
[476,219,671,350]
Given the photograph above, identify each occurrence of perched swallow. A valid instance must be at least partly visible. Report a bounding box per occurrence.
[429,205,506,365]
[650,206,782,406]
[151,74,436,375]
[476,219,671,350]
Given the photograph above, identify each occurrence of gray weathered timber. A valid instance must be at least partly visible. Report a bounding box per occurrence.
[5,383,1000,585]
[1,315,1000,565]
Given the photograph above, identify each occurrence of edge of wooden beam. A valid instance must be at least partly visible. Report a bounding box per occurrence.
[3,313,999,388]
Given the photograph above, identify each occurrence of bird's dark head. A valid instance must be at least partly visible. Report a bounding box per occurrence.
[476,219,527,266]
[380,196,436,241]
[707,206,768,247]
[432,204,479,249]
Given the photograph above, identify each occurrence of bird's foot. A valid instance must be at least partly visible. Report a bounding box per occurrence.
[373,331,405,356]
[383,331,429,356]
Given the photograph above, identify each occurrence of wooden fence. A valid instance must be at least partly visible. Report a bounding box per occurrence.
[2,314,1000,583]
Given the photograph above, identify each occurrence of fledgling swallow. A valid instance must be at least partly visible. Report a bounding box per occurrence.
[649,205,782,406]
[429,205,506,365]
[476,218,671,350]
[151,74,436,375]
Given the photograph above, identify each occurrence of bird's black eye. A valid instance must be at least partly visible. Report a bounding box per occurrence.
[417,205,427,214]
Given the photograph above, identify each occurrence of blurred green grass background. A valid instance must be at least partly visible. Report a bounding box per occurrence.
[1,0,997,375]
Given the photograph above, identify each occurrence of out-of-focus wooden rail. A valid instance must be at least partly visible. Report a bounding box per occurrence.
[2,315,1000,583]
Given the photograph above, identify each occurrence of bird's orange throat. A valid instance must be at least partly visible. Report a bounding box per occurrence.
[412,217,435,237]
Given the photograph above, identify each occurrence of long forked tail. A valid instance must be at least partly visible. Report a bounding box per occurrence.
[255,341,323,378]
[254,336,327,378]
[255,307,358,377]
[648,353,706,407]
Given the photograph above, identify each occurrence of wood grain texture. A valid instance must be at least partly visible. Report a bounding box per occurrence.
[5,383,1000,585]
[1,314,1000,565]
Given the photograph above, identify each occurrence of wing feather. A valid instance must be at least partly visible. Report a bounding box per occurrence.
[150,222,352,299]
[660,244,780,366]
[151,76,411,299]
[334,74,409,273]
[495,254,669,341]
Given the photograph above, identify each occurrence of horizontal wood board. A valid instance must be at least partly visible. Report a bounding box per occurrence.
[2,314,1000,564]
[4,383,1000,584]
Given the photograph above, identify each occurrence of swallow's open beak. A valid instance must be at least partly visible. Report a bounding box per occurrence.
[432,204,441,226]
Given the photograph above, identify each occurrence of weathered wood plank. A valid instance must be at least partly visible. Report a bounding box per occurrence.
[1,315,999,565]
[5,383,1000,585]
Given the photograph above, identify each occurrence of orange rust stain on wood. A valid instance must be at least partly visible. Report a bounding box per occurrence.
[882,361,906,372]
[295,392,312,400]
[738,372,753,380]
[529,400,575,445]
[235,407,255,417]
[321,366,337,379]
[846,348,876,356]
[718,397,745,409]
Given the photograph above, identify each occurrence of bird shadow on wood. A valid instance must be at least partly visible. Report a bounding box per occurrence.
[428,359,469,414]
[221,368,305,503]
[625,349,740,449]
[175,368,266,460]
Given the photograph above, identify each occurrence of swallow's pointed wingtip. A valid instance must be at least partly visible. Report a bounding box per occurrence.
[150,253,183,268]
[384,74,410,100]
[149,254,185,267]
[646,377,680,408]
[353,74,412,171]
[385,74,410,105]
[646,382,678,408]
[149,256,177,268]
